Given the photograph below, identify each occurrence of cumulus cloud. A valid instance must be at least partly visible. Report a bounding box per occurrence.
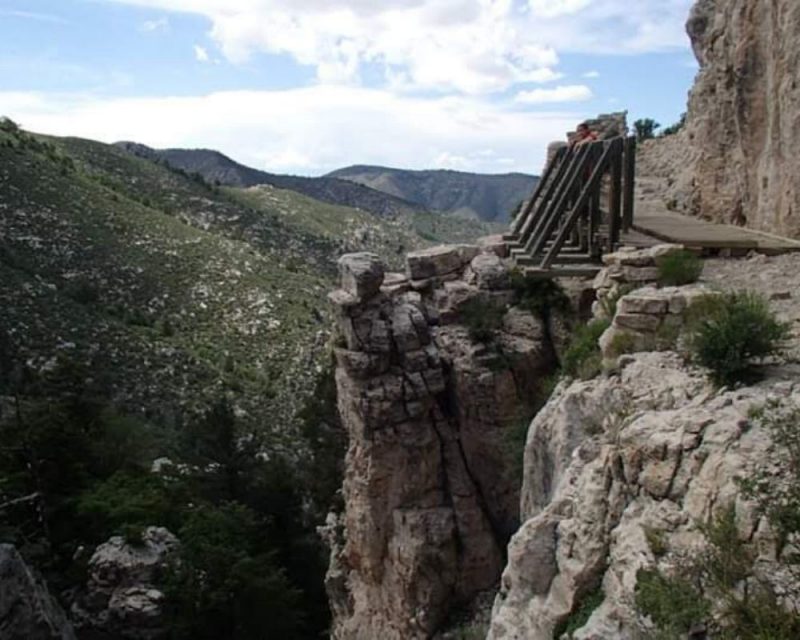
[583,70,600,78]
[0,86,583,174]
[141,16,170,32]
[101,0,693,94]
[194,45,210,62]
[515,85,593,104]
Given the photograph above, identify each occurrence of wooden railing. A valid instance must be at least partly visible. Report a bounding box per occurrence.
[505,136,637,274]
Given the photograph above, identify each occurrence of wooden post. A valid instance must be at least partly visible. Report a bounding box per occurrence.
[588,143,604,257]
[608,137,624,251]
[622,136,637,231]
[517,147,574,246]
[540,143,613,269]
[509,146,566,237]
[526,144,594,257]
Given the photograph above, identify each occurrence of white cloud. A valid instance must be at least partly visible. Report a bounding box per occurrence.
[194,45,210,62]
[515,85,593,104]
[583,70,600,78]
[0,86,585,174]
[99,0,693,94]
[0,9,70,24]
[142,16,170,32]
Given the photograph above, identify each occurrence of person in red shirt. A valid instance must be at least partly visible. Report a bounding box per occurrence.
[570,122,598,148]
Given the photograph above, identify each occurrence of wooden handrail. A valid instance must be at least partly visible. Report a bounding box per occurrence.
[509,145,567,236]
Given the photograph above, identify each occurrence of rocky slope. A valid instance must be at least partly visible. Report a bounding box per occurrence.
[639,0,800,237]
[324,246,568,638]
[0,545,75,640]
[487,251,800,638]
[116,143,427,218]
[326,166,538,224]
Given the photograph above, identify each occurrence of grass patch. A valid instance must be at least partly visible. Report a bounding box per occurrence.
[562,319,610,380]
[644,527,668,558]
[461,297,506,343]
[686,292,788,386]
[657,250,703,287]
[554,587,605,638]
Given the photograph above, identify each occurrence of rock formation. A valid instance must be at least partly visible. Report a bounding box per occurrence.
[71,527,179,640]
[0,544,76,640]
[642,0,800,237]
[487,281,798,638]
[325,245,562,639]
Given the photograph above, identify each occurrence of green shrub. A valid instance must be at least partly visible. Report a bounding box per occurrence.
[635,568,709,635]
[686,292,788,385]
[657,250,703,286]
[598,283,635,320]
[554,587,605,638]
[644,527,668,558]
[461,297,506,343]
[635,507,800,639]
[509,269,571,320]
[562,319,610,380]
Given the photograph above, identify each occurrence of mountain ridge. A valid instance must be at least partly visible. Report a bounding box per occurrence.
[114,141,427,218]
[326,164,539,223]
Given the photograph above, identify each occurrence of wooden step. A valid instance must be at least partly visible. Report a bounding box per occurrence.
[523,265,602,279]
[515,254,595,267]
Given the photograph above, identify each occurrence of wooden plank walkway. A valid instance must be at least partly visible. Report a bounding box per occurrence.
[633,192,800,256]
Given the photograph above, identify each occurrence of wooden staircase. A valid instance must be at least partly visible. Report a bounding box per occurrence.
[504,136,638,278]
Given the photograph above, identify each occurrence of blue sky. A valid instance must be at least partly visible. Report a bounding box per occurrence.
[0,0,698,175]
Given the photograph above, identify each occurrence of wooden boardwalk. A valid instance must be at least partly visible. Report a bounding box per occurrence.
[504,140,800,279]
[634,179,800,255]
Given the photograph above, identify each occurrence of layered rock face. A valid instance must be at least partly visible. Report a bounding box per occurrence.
[326,246,560,639]
[657,0,800,235]
[0,545,75,640]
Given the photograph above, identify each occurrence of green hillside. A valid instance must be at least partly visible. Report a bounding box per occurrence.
[0,123,492,439]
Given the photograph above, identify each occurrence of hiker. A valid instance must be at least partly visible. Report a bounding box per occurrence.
[570,122,598,148]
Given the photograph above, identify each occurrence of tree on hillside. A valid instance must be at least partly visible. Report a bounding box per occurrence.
[634,118,661,140]
[661,113,687,137]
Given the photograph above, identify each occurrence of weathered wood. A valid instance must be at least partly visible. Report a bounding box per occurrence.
[608,136,624,250]
[517,147,574,245]
[526,144,594,256]
[622,136,637,231]
[509,145,567,236]
[540,142,614,269]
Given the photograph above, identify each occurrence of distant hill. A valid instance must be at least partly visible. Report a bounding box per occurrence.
[326,165,539,223]
[115,142,426,218]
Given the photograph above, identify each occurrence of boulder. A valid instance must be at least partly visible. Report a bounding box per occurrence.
[338,253,385,301]
[72,527,179,640]
[470,253,511,290]
[406,246,464,280]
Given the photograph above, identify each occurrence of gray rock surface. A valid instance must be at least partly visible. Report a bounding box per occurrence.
[489,352,796,639]
[326,249,557,639]
[639,0,800,237]
[0,544,75,640]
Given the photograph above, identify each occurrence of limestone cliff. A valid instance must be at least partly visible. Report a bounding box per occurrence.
[487,277,800,638]
[644,0,800,236]
[325,245,563,639]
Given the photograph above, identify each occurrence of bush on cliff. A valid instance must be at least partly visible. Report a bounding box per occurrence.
[636,402,800,638]
[657,250,703,287]
[461,297,506,343]
[687,292,788,385]
[561,319,610,380]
